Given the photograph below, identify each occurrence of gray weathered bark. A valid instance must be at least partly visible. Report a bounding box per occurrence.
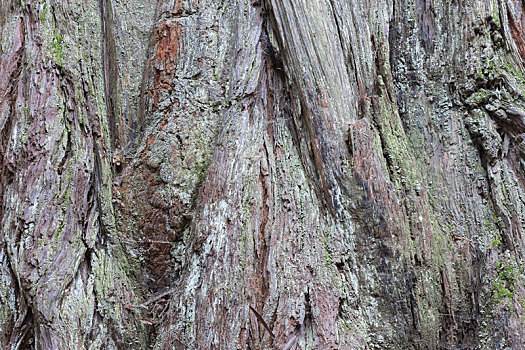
[2,0,525,349]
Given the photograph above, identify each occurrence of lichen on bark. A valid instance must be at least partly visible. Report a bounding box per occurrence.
[2,0,525,349]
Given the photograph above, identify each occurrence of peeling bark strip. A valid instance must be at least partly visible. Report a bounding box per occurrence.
[3,0,525,349]
[100,0,119,150]
[507,2,525,65]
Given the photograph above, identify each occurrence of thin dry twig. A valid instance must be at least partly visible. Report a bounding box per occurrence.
[140,287,177,308]
[249,305,275,339]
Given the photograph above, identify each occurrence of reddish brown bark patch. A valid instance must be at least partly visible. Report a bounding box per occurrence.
[155,21,183,72]
[507,3,525,64]
[147,20,184,111]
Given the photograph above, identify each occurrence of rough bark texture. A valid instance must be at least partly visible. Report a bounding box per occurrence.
[2,0,525,349]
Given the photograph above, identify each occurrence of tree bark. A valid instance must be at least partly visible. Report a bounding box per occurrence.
[2,0,525,349]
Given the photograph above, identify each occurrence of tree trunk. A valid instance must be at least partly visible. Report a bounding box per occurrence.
[2,0,525,349]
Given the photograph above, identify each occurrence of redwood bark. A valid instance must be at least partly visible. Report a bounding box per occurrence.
[2,0,525,349]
